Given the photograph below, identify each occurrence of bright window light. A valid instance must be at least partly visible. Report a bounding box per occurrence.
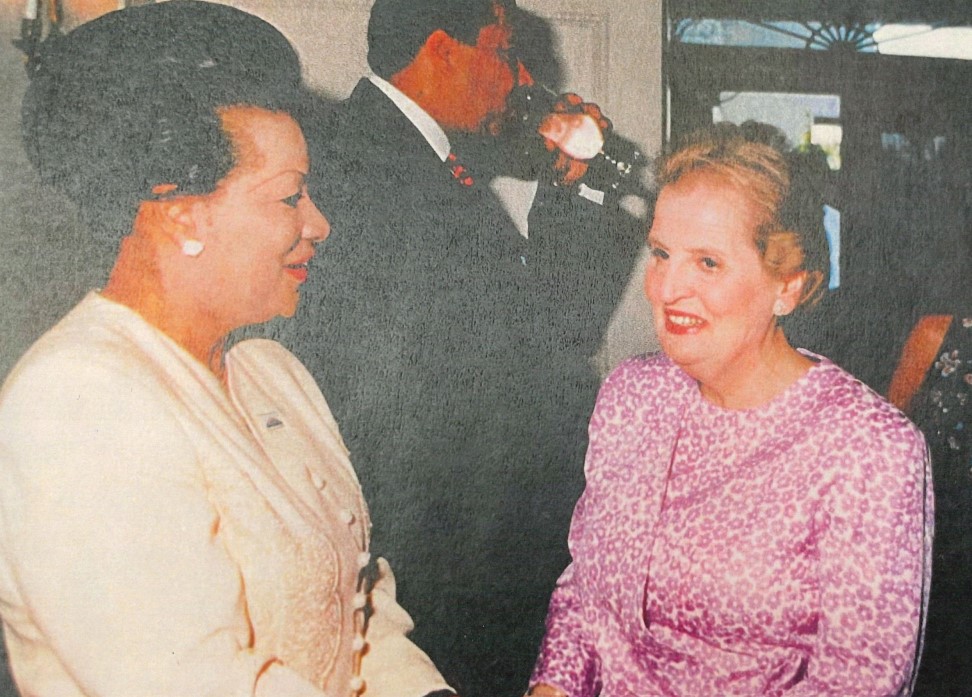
[875,25,972,60]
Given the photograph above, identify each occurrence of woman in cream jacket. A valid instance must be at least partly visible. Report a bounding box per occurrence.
[0,4,452,697]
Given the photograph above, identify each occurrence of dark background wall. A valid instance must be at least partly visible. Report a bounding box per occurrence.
[0,4,115,382]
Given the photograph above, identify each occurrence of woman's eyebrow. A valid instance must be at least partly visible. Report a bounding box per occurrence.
[684,245,725,255]
[248,170,306,192]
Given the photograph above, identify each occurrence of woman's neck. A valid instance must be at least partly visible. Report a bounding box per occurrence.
[696,329,813,410]
[102,234,228,378]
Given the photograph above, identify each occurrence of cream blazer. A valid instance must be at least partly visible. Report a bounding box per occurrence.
[0,293,449,697]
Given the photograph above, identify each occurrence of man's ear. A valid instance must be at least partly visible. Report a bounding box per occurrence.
[775,271,808,317]
[424,29,461,66]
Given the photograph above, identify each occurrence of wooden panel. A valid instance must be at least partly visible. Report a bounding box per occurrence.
[524,7,611,102]
[519,0,662,156]
[219,0,373,97]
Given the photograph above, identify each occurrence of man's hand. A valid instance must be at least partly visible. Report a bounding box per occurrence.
[537,93,612,187]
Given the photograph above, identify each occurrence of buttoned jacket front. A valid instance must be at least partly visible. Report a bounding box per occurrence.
[0,293,448,697]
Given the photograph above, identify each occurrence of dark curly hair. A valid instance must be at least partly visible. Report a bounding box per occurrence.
[21,0,303,243]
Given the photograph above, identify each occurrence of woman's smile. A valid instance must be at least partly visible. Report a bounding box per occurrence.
[663,309,706,334]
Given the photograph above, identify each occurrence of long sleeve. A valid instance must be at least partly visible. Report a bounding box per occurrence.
[359,558,452,697]
[787,418,932,695]
[531,563,602,697]
[0,355,326,697]
[530,359,664,697]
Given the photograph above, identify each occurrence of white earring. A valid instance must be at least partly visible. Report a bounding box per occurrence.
[181,239,204,257]
[773,300,786,316]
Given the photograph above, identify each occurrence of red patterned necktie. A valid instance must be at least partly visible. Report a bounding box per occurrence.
[447,151,475,187]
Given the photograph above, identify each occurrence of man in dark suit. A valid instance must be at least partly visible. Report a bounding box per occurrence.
[277,1,644,694]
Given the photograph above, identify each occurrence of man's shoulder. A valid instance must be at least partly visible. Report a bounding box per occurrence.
[302,80,447,203]
[301,82,379,157]
[303,80,420,160]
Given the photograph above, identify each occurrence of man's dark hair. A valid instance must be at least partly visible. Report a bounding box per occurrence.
[367,0,513,79]
[22,0,302,243]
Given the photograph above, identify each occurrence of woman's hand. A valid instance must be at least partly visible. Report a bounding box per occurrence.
[526,682,567,697]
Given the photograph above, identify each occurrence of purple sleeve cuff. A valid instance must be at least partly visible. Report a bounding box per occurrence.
[529,572,602,697]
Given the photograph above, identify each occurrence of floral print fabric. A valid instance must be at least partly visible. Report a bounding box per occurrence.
[533,352,932,696]
[910,316,972,695]
[915,317,972,472]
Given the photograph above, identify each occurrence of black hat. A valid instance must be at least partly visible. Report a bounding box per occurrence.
[22,0,302,241]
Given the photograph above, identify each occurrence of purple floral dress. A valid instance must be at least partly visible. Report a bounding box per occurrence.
[532,352,932,696]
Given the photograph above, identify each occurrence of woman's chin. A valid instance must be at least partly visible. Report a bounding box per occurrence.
[658,339,704,376]
[276,293,301,320]
[277,304,298,320]
[658,333,690,360]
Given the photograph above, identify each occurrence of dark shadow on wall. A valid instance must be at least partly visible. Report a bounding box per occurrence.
[0,9,116,383]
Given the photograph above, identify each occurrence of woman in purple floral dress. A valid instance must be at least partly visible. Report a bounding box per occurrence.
[528,123,932,697]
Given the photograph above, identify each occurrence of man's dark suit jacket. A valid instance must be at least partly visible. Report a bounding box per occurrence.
[277,79,643,697]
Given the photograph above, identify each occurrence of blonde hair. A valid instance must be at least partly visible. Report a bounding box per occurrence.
[658,122,827,308]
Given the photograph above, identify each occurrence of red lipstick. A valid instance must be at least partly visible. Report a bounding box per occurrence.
[663,309,706,335]
[284,266,308,283]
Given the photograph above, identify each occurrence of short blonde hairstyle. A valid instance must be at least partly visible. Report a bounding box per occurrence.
[657,122,827,308]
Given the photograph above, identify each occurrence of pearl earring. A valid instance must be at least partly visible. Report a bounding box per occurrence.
[773,300,786,316]
[181,240,204,257]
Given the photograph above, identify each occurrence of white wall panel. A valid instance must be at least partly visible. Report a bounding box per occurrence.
[217,0,372,97]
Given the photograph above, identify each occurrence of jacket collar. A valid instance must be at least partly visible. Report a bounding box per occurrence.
[368,75,451,162]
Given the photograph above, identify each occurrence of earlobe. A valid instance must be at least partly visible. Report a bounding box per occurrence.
[180,239,205,257]
[163,198,197,230]
[147,196,206,256]
[775,271,808,316]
